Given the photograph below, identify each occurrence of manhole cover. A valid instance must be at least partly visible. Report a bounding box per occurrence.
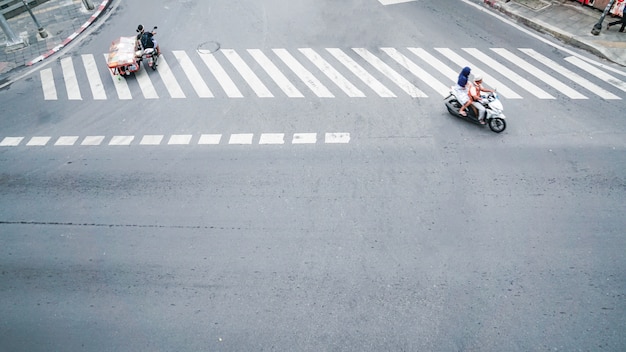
[197,41,220,54]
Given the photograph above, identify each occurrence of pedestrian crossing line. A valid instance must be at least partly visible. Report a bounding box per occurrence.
[140,135,164,145]
[248,49,304,98]
[81,54,107,100]
[273,48,335,98]
[436,48,523,99]
[326,48,396,98]
[0,137,24,146]
[259,133,285,144]
[198,134,222,145]
[463,48,554,99]
[103,53,132,100]
[1,133,350,147]
[168,134,193,145]
[82,136,105,145]
[565,56,626,93]
[198,51,244,98]
[157,55,186,99]
[109,136,134,145]
[519,49,620,100]
[382,47,450,97]
[135,68,159,99]
[292,133,317,144]
[172,51,214,98]
[26,136,51,146]
[407,48,458,88]
[61,57,82,100]
[55,136,79,146]
[222,49,273,98]
[491,48,586,99]
[352,48,427,98]
[299,48,365,98]
[40,68,58,100]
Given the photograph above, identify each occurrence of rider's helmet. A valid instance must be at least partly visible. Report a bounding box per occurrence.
[473,74,483,83]
[137,24,144,33]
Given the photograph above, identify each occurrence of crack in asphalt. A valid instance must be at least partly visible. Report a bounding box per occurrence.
[0,221,242,230]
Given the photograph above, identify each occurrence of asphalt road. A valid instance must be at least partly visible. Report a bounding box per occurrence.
[1,0,625,351]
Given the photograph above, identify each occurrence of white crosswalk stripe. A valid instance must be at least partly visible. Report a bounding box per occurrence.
[37,47,626,101]
[81,54,107,100]
[222,49,273,98]
[248,49,304,98]
[157,55,186,98]
[40,68,57,100]
[436,48,523,99]
[103,53,132,100]
[490,48,585,99]
[353,48,427,98]
[519,49,620,100]
[326,48,395,97]
[382,47,450,97]
[173,50,214,98]
[565,56,626,93]
[273,48,334,98]
[299,48,365,98]
[199,51,243,98]
[61,57,82,100]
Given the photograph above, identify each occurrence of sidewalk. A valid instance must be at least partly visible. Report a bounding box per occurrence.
[0,0,110,81]
[489,0,626,66]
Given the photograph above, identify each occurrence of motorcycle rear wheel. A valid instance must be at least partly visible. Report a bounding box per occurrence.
[489,118,506,133]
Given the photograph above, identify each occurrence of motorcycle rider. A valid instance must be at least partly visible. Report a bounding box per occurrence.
[455,66,472,116]
[136,24,160,56]
[468,75,495,124]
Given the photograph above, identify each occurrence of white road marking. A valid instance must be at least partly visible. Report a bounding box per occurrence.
[26,136,51,146]
[81,54,106,100]
[248,49,304,98]
[0,137,24,146]
[325,132,351,144]
[109,136,134,145]
[463,48,554,99]
[435,48,522,99]
[229,133,254,144]
[299,48,365,97]
[273,48,334,98]
[565,56,626,93]
[81,136,105,145]
[292,133,317,144]
[352,48,427,97]
[222,49,273,98]
[61,57,82,100]
[140,135,164,145]
[198,51,243,98]
[198,134,222,144]
[172,50,214,98]
[491,48,586,99]
[135,68,159,99]
[259,133,285,144]
[378,0,417,4]
[326,48,395,97]
[55,136,79,146]
[40,68,58,100]
[103,54,132,100]
[168,134,193,145]
[519,49,620,100]
[157,55,186,98]
[407,48,458,84]
[382,47,450,97]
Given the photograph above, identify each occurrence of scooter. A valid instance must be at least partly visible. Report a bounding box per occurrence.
[444,87,507,133]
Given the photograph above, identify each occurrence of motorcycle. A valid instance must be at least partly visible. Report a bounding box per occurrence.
[138,26,159,71]
[444,87,507,133]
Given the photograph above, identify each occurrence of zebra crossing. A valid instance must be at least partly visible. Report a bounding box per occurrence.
[39,47,626,101]
[0,132,351,147]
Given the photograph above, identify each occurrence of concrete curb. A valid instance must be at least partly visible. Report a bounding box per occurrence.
[26,0,111,66]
